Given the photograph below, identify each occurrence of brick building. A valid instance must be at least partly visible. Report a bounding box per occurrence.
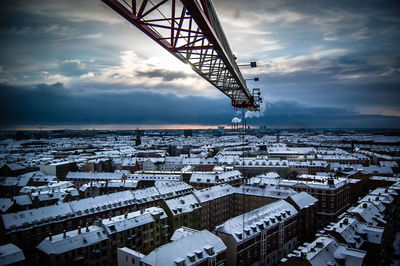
[215,200,298,266]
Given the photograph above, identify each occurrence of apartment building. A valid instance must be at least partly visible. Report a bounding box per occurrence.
[36,207,168,265]
[189,170,243,189]
[215,200,298,266]
[161,194,202,234]
[119,228,227,266]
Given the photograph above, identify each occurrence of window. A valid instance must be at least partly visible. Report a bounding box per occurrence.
[132,258,135,264]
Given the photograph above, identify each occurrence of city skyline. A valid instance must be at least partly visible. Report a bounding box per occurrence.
[1,0,399,129]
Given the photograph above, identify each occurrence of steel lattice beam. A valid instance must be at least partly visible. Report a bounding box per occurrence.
[102,0,260,110]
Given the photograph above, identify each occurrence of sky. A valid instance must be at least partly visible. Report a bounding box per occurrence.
[0,0,399,129]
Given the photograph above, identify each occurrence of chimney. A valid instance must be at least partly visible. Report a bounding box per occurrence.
[124,212,128,218]
[86,223,89,232]
[63,230,66,238]
[78,226,81,234]
[49,232,52,241]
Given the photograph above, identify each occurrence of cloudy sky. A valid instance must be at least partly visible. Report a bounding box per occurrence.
[0,0,399,129]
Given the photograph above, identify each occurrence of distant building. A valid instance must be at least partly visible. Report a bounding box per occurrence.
[190,170,243,189]
[84,158,112,172]
[184,130,192,137]
[66,171,125,185]
[40,162,77,180]
[0,163,29,177]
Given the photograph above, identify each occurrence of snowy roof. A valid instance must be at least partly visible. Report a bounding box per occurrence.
[69,191,135,217]
[289,192,318,209]
[358,195,387,212]
[4,163,25,171]
[165,194,201,216]
[193,184,235,203]
[102,207,167,234]
[362,165,393,175]
[325,216,383,248]
[0,243,25,265]
[170,227,199,242]
[183,157,217,165]
[66,172,124,180]
[32,175,57,183]
[379,161,398,168]
[107,179,138,188]
[2,202,73,231]
[215,200,298,243]
[1,177,18,187]
[142,230,226,266]
[369,176,400,182]
[118,247,145,259]
[0,198,13,213]
[13,194,32,206]
[239,185,297,199]
[369,187,398,198]
[235,159,289,168]
[279,175,349,190]
[292,235,366,266]
[37,225,107,255]
[190,170,242,184]
[347,202,385,226]
[130,174,180,181]
[154,181,193,199]
[131,187,160,203]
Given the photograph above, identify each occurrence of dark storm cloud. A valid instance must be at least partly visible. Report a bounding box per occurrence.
[0,83,399,128]
[136,69,192,82]
[247,101,400,128]
[0,83,232,126]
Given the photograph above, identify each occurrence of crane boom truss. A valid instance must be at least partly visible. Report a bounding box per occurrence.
[101,0,260,110]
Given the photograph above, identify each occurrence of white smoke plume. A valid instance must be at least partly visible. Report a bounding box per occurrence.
[245,100,267,119]
[232,117,242,123]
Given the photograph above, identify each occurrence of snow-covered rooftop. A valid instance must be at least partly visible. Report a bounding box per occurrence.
[142,230,226,266]
[37,225,107,254]
[215,200,298,243]
[0,243,25,265]
[290,235,366,266]
[102,207,167,234]
[165,194,201,216]
[289,191,318,209]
